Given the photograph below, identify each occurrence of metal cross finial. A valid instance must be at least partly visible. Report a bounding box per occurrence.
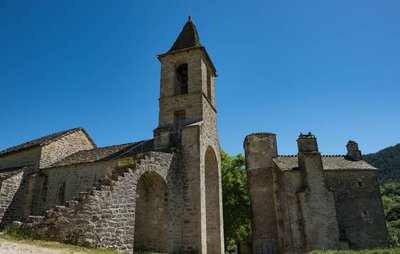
[188,7,192,21]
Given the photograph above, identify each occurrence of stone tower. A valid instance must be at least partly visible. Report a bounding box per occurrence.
[154,16,224,254]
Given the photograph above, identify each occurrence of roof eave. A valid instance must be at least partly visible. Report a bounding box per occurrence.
[0,127,97,158]
[157,46,217,77]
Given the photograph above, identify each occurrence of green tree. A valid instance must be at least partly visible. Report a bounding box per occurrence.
[381,182,400,247]
[221,150,251,253]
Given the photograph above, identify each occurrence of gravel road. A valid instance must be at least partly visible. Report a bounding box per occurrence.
[0,238,85,254]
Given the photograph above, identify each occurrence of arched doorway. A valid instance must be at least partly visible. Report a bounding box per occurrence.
[205,146,222,254]
[134,171,169,253]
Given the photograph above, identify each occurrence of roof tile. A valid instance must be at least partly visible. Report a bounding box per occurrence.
[0,128,95,157]
[169,17,201,52]
[273,156,376,171]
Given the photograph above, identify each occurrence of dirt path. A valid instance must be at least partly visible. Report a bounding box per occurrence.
[0,238,85,254]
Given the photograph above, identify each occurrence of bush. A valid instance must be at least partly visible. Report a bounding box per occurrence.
[2,223,32,240]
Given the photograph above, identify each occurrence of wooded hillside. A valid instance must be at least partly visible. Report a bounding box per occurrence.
[364,144,400,183]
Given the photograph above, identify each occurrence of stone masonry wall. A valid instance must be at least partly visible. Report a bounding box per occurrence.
[273,168,303,253]
[0,147,41,170]
[40,130,95,169]
[28,152,177,253]
[181,125,203,252]
[158,45,224,253]
[0,170,24,227]
[158,50,204,127]
[244,134,279,254]
[39,161,115,213]
[296,152,343,251]
[200,92,224,254]
[324,170,389,249]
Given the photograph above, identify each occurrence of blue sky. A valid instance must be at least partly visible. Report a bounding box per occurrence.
[0,0,399,156]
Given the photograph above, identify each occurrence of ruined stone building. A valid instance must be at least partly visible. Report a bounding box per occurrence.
[0,17,224,253]
[244,133,388,254]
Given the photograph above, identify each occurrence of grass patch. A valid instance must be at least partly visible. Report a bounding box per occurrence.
[1,225,122,254]
[311,248,400,254]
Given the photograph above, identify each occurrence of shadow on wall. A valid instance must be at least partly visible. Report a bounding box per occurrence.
[0,169,34,229]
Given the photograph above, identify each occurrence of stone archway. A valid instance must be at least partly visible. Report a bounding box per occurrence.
[134,171,169,253]
[205,146,222,254]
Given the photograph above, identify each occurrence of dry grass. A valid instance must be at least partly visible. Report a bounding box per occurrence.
[0,233,122,254]
[311,248,400,254]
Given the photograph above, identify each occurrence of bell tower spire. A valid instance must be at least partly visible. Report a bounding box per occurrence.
[168,16,202,52]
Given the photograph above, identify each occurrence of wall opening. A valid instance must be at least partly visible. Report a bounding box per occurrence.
[57,182,65,205]
[206,68,212,101]
[41,175,48,215]
[205,146,221,253]
[175,64,188,95]
[134,171,169,253]
[173,110,186,141]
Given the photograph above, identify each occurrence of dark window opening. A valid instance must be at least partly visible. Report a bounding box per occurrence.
[41,176,48,214]
[173,110,186,141]
[358,181,363,187]
[58,182,66,205]
[206,68,212,100]
[175,64,188,95]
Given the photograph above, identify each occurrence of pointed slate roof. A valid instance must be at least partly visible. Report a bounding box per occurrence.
[169,16,202,52]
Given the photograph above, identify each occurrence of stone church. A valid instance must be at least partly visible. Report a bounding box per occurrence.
[0,17,389,254]
[0,17,224,253]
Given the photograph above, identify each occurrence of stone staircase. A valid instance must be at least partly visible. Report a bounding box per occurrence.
[25,154,149,253]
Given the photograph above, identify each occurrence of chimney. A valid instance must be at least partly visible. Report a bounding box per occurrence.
[297,132,318,153]
[346,140,363,161]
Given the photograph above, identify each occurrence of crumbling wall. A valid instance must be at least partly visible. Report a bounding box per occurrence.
[324,170,389,249]
[39,161,115,213]
[27,152,176,253]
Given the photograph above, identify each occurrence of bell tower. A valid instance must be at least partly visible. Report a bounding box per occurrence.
[154,16,217,146]
[154,17,224,253]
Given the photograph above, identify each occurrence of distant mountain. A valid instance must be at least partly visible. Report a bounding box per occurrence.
[364,144,400,183]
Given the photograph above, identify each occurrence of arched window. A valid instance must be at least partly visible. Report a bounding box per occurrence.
[175,64,188,94]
